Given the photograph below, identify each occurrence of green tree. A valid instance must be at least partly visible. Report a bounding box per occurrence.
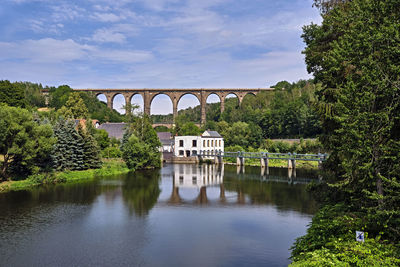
[0,80,26,108]
[77,125,102,169]
[176,122,201,136]
[0,105,55,180]
[294,0,400,256]
[58,93,89,119]
[49,85,72,109]
[13,82,46,108]
[51,119,86,171]
[94,129,110,150]
[121,112,161,171]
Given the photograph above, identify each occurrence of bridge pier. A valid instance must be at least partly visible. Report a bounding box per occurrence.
[260,153,269,168]
[288,153,296,169]
[214,155,222,165]
[143,91,151,116]
[220,95,226,113]
[236,152,245,166]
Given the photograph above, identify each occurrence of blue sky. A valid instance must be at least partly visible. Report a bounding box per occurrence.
[0,0,321,114]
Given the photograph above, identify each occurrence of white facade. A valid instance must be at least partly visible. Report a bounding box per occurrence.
[174,131,224,157]
[173,164,223,188]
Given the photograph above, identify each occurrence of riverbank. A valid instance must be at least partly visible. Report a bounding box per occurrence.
[0,159,130,193]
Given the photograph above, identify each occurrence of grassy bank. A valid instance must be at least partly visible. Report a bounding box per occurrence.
[0,159,130,193]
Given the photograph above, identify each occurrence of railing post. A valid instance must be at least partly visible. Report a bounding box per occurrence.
[288,152,293,169]
[292,152,296,169]
[260,152,266,167]
[318,153,323,169]
[236,151,244,166]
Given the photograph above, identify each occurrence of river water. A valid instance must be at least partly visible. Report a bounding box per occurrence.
[0,164,318,267]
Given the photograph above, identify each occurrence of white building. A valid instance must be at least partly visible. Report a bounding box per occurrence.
[174,130,224,157]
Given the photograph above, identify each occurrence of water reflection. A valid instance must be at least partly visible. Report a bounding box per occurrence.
[122,170,161,216]
[0,164,319,267]
[159,164,319,213]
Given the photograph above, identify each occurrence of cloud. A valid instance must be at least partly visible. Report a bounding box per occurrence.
[91,28,127,43]
[0,38,90,63]
[0,38,153,64]
[89,24,139,43]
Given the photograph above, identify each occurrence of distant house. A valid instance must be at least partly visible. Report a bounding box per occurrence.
[97,123,127,140]
[174,130,224,157]
[157,132,173,152]
[74,119,99,129]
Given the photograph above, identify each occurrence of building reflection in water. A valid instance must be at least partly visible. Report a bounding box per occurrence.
[170,164,225,205]
[166,163,319,210]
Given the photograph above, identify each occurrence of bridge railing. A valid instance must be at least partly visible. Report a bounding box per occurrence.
[198,151,328,162]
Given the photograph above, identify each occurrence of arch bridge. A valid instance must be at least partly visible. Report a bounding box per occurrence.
[77,88,273,125]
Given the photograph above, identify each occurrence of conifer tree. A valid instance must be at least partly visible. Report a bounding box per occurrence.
[52,119,86,171]
[77,124,102,169]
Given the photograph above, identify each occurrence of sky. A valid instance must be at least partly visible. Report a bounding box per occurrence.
[0,0,321,114]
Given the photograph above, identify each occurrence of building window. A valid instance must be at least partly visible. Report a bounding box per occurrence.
[179,140,184,147]
[203,140,206,147]
[179,176,184,184]
[179,150,184,156]
[192,140,197,147]
[211,140,214,146]
[207,140,210,147]
[192,150,197,156]
[219,140,221,147]
[192,176,197,185]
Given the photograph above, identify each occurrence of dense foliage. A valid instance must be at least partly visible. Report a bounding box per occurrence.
[58,93,89,119]
[292,0,400,264]
[121,113,161,171]
[48,85,124,123]
[52,119,102,171]
[0,80,26,108]
[0,105,55,180]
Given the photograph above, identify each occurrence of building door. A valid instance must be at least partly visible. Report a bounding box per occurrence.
[186,150,191,157]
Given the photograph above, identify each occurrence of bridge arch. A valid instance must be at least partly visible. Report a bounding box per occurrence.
[112,93,126,114]
[206,93,223,118]
[96,93,107,105]
[150,93,173,123]
[177,93,201,123]
[130,93,144,114]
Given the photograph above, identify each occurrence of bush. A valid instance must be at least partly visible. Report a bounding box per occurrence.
[291,239,400,266]
[102,145,122,158]
[28,172,65,184]
[291,204,400,266]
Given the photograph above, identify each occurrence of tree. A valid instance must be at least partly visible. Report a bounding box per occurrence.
[58,93,89,119]
[77,125,102,169]
[51,119,86,171]
[176,122,201,136]
[49,85,73,109]
[93,129,110,150]
[121,112,161,170]
[14,82,46,108]
[302,0,400,240]
[0,105,55,180]
[0,80,26,108]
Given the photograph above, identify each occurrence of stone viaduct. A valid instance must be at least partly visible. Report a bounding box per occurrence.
[54,88,274,125]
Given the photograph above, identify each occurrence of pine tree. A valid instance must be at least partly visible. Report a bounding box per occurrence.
[77,124,102,169]
[52,119,86,171]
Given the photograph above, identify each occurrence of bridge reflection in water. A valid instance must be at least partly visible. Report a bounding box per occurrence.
[162,163,319,207]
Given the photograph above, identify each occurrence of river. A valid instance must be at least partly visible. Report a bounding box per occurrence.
[0,164,319,267]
